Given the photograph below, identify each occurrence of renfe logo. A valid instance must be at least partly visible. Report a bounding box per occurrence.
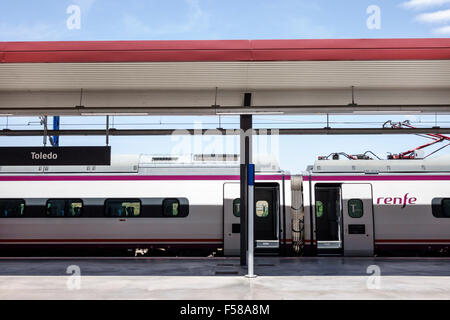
[376,193,417,209]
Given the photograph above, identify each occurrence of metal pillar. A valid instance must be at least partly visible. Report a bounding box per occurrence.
[246,163,256,278]
[240,93,252,266]
[106,116,110,146]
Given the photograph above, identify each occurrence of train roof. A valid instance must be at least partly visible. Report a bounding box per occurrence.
[311,154,450,174]
[0,154,281,174]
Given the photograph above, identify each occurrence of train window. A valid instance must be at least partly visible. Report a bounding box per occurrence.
[233,199,240,217]
[315,201,324,218]
[256,200,269,218]
[348,199,364,218]
[432,198,450,218]
[46,199,83,217]
[163,199,180,217]
[442,199,450,217]
[105,199,141,217]
[0,199,25,217]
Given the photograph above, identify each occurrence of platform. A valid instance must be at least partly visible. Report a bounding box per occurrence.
[1,257,450,300]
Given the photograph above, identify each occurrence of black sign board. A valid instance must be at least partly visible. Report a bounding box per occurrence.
[0,146,111,166]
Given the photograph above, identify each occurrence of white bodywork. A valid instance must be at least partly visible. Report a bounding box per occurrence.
[0,154,290,254]
[304,155,450,256]
[1,153,450,256]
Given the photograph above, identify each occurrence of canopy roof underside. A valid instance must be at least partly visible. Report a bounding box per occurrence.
[1,39,449,116]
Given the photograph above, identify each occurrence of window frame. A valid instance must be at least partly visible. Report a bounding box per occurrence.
[104,199,142,217]
[348,198,364,218]
[45,199,84,218]
[0,199,26,218]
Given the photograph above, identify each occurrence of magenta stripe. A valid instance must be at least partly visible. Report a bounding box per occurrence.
[310,175,450,181]
[0,175,289,182]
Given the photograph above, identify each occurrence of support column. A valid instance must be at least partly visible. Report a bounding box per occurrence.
[240,93,252,266]
[246,163,256,278]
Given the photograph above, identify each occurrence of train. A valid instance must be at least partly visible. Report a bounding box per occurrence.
[1,152,450,257]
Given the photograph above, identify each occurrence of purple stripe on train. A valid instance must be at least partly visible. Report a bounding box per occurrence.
[0,175,290,181]
[308,175,450,181]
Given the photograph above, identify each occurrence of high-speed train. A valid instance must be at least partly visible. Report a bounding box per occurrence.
[1,153,450,257]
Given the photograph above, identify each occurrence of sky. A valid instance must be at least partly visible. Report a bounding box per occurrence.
[2,0,450,40]
[1,0,450,173]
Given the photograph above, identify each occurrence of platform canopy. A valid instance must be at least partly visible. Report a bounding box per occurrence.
[0,38,450,116]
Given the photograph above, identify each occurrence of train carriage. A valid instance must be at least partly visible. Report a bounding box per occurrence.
[0,154,291,256]
[305,155,450,256]
[1,153,450,257]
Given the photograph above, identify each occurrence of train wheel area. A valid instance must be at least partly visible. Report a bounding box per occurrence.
[1,257,450,299]
[0,247,223,258]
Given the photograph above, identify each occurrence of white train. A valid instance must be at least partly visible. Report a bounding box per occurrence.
[1,153,450,257]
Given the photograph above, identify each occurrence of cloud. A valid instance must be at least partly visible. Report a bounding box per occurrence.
[0,22,64,41]
[433,25,450,33]
[416,9,450,23]
[401,0,450,10]
[122,0,208,36]
[401,0,450,34]
[0,2,97,41]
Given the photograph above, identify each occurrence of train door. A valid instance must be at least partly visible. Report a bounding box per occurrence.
[223,182,280,256]
[341,184,374,256]
[314,185,343,253]
[254,183,280,252]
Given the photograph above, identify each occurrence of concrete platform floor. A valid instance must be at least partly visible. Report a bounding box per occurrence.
[1,257,450,299]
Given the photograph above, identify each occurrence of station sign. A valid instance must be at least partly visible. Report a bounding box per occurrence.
[0,146,111,166]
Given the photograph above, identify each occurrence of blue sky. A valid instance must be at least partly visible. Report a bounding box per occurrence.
[1,0,450,173]
[2,0,450,40]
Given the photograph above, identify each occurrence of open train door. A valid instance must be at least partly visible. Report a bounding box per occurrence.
[341,184,374,256]
[223,182,280,256]
[254,183,280,253]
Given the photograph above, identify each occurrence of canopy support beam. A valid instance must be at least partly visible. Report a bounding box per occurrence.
[4,127,450,136]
